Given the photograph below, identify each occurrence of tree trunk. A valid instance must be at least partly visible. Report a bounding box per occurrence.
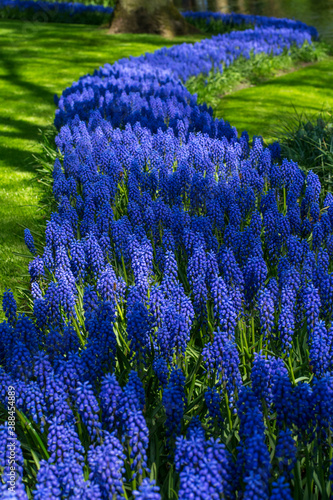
[109,0,200,37]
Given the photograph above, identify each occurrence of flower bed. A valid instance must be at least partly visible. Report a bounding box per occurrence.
[1,16,333,500]
[183,10,319,39]
[0,0,113,25]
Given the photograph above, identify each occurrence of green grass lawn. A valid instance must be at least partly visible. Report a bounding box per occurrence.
[211,58,333,141]
[0,20,203,310]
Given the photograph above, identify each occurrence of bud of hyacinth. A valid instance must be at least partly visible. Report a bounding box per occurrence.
[71,480,102,500]
[127,301,151,361]
[270,476,293,500]
[133,479,161,500]
[163,250,178,284]
[311,374,333,437]
[88,432,125,500]
[163,368,186,440]
[218,247,244,290]
[153,356,169,387]
[116,372,149,475]
[175,418,231,500]
[236,387,270,499]
[275,428,297,475]
[244,255,267,306]
[251,353,274,409]
[24,228,36,254]
[215,329,242,399]
[97,264,125,303]
[312,221,324,252]
[205,387,223,427]
[1,480,29,499]
[85,233,105,277]
[33,460,62,500]
[243,470,269,500]
[0,423,24,485]
[9,341,33,381]
[187,245,207,286]
[211,277,237,335]
[75,381,102,439]
[302,283,321,335]
[47,418,84,464]
[2,289,16,325]
[99,373,122,431]
[192,274,208,320]
[271,360,294,428]
[278,296,295,353]
[258,288,275,340]
[309,321,332,377]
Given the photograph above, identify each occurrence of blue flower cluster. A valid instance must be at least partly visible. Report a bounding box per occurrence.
[0,0,113,25]
[1,13,332,499]
[183,10,318,39]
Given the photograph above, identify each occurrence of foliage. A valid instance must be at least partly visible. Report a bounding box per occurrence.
[276,110,333,189]
[0,0,113,25]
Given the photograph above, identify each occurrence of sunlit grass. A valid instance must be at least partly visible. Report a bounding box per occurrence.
[211,57,333,142]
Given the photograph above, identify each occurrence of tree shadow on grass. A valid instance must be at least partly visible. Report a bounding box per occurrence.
[0,50,55,103]
[0,50,56,174]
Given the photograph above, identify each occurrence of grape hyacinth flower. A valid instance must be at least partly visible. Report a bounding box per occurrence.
[270,476,293,500]
[75,381,102,438]
[24,228,36,255]
[88,432,125,500]
[163,368,186,440]
[2,289,16,325]
[133,479,161,500]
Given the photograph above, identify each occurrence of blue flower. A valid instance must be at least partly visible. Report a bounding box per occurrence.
[133,479,161,500]
[88,432,125,500]
[163,368,185,440]
[24,228,36,255]
[75,381,102,438]
[270,476,293,500]
[2,289,16,325]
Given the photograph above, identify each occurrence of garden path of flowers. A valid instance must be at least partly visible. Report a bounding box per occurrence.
[1,13,333,500]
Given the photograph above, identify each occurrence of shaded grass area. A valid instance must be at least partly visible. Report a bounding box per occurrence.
[209,58,333,142]
[0,20,204,310]
[276,109,333,189]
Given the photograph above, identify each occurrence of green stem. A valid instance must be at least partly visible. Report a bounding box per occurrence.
[305,445,312,497]
[239,321,246,378]
[71,312,85,347]
[121,254,128,283]
[16,410,49,460]
[318,445,327,500]
[116,299,124,322]
[283,186,287,214]
[288,354,296,386]
[225,392,233,430]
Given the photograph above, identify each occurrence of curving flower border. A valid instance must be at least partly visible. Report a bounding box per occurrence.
[1,15,333,500]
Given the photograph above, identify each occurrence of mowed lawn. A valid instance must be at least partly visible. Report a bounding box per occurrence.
[0,20,203,310]
[213,58,333,141]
